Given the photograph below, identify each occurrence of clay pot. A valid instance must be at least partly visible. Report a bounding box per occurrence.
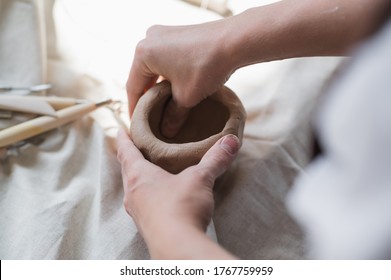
[131,81,246,174]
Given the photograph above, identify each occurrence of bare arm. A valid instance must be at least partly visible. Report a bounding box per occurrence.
[227,0,389,68]
[144,223,236,259]
[127,0,387,112]
[127,0,387,137]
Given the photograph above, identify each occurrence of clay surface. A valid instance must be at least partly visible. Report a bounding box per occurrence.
[131,81,246,174]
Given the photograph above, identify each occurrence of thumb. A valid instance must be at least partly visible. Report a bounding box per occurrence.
[196,134,240,181]
[161,98,190,138]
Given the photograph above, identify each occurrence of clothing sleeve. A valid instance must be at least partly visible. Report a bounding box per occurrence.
[287,19,391,259]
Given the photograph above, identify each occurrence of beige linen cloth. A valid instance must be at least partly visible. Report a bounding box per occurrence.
[0,0,342,259]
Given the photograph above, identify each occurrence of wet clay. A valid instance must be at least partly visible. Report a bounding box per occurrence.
[131,81,246,174]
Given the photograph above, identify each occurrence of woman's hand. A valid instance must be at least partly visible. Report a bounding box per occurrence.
[116,129,239,259]
[126,20,237,137]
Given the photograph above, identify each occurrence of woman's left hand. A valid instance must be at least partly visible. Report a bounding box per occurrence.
[116,129,239,259]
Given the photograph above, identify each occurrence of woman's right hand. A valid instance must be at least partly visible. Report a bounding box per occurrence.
[126,19,237,137]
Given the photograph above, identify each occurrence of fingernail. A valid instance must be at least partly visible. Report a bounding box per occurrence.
[220,135,239,155]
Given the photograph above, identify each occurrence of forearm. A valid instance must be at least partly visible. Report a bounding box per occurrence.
[143,223,236,260]
[223,0,389,69]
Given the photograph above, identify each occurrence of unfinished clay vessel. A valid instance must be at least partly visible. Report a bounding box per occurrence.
[131,81,246,174]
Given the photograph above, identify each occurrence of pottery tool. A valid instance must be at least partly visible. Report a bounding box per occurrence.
[0,99,112,148]
[0,95,86,116]
[0,110,13,119]
[0,83,52,93]
[0,96,56,117]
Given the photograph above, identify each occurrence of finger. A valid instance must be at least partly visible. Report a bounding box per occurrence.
[160,97,190,138]
[196,134,240,181]
[116,128,146,169]
[126,59,158,118]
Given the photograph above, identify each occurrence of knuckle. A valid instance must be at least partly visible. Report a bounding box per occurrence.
[116,148,126,164]
[120,159,145,187]
[123,195,130,210]
[122,175,143,212]
[124,161,143,182]
[118,154,132,170]
[192,166,215,185]
[123,197,134,218]
[124,173,138,188]
[134,39,155,65]
[116,149,122,162]
[146,24,163,36]
[135,39,148,56]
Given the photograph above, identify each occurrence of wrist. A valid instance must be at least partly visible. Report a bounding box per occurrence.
[222,1,370,70]
[224,6,292,69]
[218,6,282,72]
[142,221,235,259]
